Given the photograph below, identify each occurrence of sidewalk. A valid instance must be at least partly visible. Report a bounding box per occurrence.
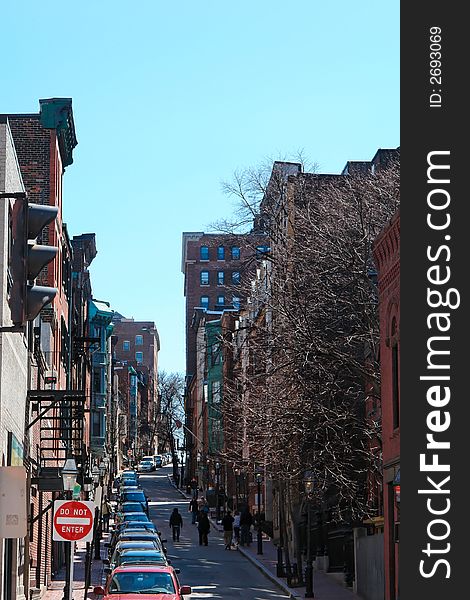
[41,529,111,600]
[169,476,363,600]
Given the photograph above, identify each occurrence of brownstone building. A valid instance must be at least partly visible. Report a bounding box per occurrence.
[374,210,400,600]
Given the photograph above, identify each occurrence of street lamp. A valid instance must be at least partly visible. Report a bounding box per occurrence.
[215,462,221,521]
[92,466,100,487]
[303,471,315,598]
[61,458,77,600]
[255,470,263,555]
[234,468,240,511]
[62,457,78,494]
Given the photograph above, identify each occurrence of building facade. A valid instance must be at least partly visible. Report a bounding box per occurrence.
[374,210,400,600]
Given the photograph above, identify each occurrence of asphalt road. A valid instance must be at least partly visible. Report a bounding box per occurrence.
[135,466,289,600]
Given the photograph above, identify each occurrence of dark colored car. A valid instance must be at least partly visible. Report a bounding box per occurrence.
[107,531,167,559]
[120,489,147,502]
[116,511,149,526]
[116,533,165,552]
[106,541,162,572]
[94,565,191,599]
[116,501,148,517]
[116,549,169,568]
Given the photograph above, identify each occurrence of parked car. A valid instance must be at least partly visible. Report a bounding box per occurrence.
[108,531,167,558]
[94,566,191,599]
[108,522,159,551]
[142,456,156,470]
[119,489,147,502]
[138,460,154,472]
[105,540,162,572]
[117,501,148,515]
[116,511,150,526]
[114,548,170,568]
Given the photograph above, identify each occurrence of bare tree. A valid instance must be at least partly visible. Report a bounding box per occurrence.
[157,371,185,481]
[218,155,399,521]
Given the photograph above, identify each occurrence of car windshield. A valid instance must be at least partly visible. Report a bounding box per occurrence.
[118,552,167,566]
[108,571,175,594]
[122,503,144,512]
[122,513,149,522]
[122,493,146,502]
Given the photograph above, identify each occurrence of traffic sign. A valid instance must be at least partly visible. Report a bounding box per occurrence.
[53,500,94,542]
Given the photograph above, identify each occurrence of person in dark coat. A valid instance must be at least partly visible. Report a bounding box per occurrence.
[239,509,253,546]
[169,507,183,541]
[189,498,199,524]
[221,510,234,550]
[197,511,210,546]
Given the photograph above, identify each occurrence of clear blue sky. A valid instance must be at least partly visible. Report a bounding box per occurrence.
[2,1,399,375]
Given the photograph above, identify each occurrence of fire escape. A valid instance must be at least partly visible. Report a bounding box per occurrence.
[28,390,87,491]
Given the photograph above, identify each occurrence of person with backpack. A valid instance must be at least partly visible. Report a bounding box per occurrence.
[169,507,183,542]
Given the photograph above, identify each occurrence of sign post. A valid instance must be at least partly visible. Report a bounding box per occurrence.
[53,500,94,600]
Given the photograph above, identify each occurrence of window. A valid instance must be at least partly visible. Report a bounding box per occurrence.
[256,245,270,257]
[217,271,224,285]
[231,246,240,260]
[200,296,209,308]
[391,317,400,429]
[232,271,241,285]
[200,246,209,261]
[135,335,143,346]
[123,340,130,351]
[211,341,222,366]
[217,295,225,305]
[232,296,241,309]
[200,271,209,285]
[135,351,143,364]
[217,246,225,260]
[212,381,221,403]
[92,412,101,437]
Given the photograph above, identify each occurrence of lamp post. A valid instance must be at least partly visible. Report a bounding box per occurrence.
[215,462,221,521]
[62,457,77,600]
[234,468,240,511]
[255,470,263,555]
[304,472,315,598]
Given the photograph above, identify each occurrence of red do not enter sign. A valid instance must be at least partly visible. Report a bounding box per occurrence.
[53,500,95,542]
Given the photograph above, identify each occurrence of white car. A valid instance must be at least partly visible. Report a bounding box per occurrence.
[138,460,154,472]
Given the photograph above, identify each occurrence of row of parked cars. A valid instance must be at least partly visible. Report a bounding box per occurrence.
[137,453,173,472]
[95,469,191,598]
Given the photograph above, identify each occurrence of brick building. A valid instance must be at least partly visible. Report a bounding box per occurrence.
[0,117,29,600]
[111,316,160,463]
[374,210,400,600]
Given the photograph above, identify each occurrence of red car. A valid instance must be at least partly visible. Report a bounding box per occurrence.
[94,565,191,599]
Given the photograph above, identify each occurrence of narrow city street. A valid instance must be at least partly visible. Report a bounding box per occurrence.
[136,466,289,600]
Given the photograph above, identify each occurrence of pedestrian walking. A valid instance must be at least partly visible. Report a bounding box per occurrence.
[197,511,210,546]
[169,507,183,542]
[233,510,241,545]
[101,496,112,533]
[190,477,198,499]
[221,510,234,550]
[239,508,253,546]
[189,498,199,524]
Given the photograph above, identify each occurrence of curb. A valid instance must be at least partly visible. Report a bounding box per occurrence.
[236,546,302,599]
